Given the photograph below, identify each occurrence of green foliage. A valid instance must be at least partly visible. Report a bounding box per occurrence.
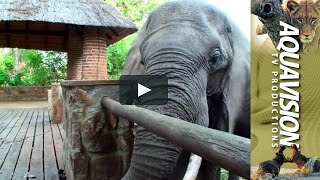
[107,34,136,79]
[0,60,8,85]
[0,49,67,86]
[104,0,166,79]
[103,0,166,23]
[0,50,14,85]
[20,50,67,86]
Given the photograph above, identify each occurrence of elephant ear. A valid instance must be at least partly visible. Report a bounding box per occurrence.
[121,23,147,75]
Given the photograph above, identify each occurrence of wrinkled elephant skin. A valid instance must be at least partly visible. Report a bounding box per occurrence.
[121,0,250,179]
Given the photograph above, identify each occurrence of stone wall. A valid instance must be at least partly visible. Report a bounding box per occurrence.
[61,80,133,180]
[0,86,50,101]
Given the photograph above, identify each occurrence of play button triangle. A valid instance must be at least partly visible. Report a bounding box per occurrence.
[138,83,151,97]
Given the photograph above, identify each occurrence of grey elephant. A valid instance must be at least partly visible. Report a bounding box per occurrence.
[121,0,250,179]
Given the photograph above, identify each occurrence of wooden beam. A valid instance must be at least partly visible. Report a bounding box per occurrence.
[5,22,10,47]
[45,23,49,50]
[0,29,66,37]
[101,97,250,179]
[25,22,30,49]
[64,25,68,51]
[109,27,119,37]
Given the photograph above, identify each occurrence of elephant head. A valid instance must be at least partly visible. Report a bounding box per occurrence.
[121,0,250,179]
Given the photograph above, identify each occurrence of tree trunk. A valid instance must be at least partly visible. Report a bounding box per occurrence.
[251,0,289,46]
[12,48,20,75]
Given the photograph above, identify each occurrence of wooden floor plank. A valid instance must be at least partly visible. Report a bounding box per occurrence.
[0,109,8,115]
[0,108,63,179]
[57,123,64,141]
[0,110,17,134]
[0,110,9,122]
[43,111,59,180]
[0,110,33,179]
[0,111,23,149]
[51,123,64,170]
[29,110,44,180]
[0,111,24,149]
[0,111,14,137]
[12,110,38,180]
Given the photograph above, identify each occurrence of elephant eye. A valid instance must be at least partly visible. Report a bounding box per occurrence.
[209,50,222,67]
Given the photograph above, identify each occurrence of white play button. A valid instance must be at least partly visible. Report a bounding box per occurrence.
[137,83,151,97]
[119,75,168,105]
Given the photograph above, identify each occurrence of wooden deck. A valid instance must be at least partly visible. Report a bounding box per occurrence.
[0,108,64,180]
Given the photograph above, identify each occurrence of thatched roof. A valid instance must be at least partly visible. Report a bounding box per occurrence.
[0,0,138,51]
[0,0,137,31]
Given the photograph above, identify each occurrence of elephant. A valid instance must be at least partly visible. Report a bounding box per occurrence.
[121,0,250,179]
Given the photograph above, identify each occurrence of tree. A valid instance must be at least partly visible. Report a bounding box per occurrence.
[0,49,15,85]
[104,0,166,79]
[103,0,165,25]
[0,49,67,86]
[20,50,67,86]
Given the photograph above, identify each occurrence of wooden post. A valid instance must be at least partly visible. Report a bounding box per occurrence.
[101,97,250,179]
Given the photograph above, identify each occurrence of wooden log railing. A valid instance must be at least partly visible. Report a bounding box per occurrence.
[101,97,250,179]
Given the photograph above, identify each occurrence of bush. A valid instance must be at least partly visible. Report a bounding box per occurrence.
[0,49,67,86]
[107,34,136,79]
[0,50,14,85]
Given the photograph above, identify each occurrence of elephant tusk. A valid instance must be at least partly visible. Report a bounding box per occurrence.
[183,153,202,180]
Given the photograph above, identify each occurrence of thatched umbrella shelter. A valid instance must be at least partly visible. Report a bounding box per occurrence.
[0,0,138,80]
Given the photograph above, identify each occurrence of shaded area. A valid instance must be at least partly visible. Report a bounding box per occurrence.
[0,0,138,51]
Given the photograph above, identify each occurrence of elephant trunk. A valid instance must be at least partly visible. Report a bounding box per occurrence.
[123,126,182,180]
[121,61,209,179]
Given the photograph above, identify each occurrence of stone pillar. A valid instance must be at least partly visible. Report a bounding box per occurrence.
[50,83,64,124]
[48,89,52,113]
[61,80,133,180]
[67,27,83,80]
[82,27,107,80]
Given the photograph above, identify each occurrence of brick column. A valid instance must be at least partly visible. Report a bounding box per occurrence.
[82,27,107,80]
[67,27,83,80]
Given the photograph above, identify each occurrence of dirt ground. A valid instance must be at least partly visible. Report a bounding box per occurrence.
[0,101,48,109]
